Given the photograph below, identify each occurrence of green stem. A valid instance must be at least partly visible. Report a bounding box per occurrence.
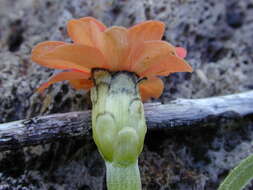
[106,161,141,190]
[91,69,146,190]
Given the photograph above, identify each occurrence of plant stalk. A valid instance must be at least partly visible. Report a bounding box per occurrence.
[106,161,141,190]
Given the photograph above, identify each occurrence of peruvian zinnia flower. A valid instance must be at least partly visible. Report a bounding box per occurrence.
[31,17,192,101]
[31,17,193,190]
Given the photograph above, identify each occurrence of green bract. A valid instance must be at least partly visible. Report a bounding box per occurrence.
[91,69,147,190]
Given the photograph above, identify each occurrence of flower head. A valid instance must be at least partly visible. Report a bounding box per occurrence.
[31,17,192,101]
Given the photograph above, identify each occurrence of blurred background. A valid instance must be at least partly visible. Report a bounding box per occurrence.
[0,0,253,189]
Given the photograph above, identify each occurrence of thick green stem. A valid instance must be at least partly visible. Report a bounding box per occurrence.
[91,69,146,190]
[106,161,141,190]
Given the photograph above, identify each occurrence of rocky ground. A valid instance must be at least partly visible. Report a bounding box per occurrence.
[0,0,253,189]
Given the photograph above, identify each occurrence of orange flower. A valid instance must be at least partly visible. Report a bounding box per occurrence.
[31,17,192,101]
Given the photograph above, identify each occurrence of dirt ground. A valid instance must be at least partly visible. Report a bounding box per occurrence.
[0,0,253,189]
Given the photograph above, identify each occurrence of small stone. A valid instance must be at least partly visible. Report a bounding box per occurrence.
[226,10,244,28]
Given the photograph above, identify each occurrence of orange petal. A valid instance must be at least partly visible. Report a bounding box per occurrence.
[140,54,193,77]
[89,21,106,53]
[130,41,176,73]
[139,77,164,101]
[67,19,93,46]
[31,41,66,65]
[36,44,108,71]
[69,79,93,90]
[37,71,91,93]
[67,19,105,54]
[103,26,129,70]
[79,17,107,31]
[175,47,187,58]
[128,20,165,45]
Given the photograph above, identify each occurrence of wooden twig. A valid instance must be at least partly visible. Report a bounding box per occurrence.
[0,91,253,151]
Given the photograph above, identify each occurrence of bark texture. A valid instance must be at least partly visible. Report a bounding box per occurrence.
[1,90,252,152]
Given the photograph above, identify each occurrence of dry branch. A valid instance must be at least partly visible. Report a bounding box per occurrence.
[0,91,253,151]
